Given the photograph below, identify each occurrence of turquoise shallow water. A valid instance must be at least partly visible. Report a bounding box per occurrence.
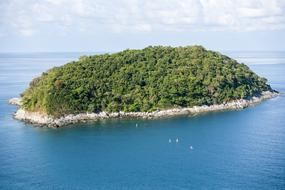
[0,52,285,189]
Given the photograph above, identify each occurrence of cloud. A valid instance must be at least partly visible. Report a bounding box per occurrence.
[0,0,285,36]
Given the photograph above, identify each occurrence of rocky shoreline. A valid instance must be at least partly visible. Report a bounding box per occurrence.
[9,91,278,128]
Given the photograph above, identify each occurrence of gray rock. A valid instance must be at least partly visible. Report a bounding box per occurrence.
[9,91,279,128]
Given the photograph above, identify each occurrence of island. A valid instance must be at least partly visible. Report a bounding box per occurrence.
[9,45,278,127]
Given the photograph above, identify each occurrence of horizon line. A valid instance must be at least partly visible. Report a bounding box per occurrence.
[1,50,285,54]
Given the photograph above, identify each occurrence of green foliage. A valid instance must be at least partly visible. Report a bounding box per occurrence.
[21,45,272,117]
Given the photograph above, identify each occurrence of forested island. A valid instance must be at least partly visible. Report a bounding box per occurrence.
[10,45,278,127]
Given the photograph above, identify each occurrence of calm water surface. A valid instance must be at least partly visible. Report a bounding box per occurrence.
[0,52,285,189]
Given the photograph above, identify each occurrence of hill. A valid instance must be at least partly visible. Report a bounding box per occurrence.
[20,45,273,118]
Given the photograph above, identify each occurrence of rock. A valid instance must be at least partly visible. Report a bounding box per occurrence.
[8,98,21,106]
[9,91,279,128]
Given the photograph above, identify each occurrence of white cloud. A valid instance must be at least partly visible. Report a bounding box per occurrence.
[0,0,285,36]
[31,3,54,22]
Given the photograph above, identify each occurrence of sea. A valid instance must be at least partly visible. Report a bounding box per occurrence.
[0,51,284,189]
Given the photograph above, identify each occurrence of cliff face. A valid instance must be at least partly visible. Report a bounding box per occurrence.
[20,45,274,118]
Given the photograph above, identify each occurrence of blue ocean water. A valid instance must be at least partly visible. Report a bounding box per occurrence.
[0,51,285,190]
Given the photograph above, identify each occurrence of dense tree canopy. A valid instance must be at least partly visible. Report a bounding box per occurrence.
[21,45,272,117]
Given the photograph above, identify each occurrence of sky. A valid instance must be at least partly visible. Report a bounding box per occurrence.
[0,0,285,52]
